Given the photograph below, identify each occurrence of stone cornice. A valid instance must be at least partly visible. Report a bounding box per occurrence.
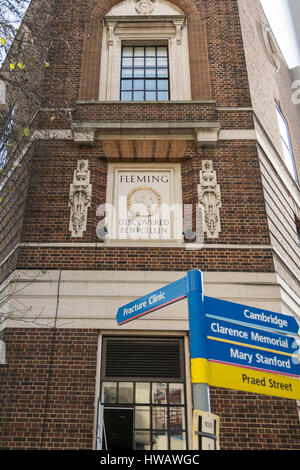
[71,120,221,148]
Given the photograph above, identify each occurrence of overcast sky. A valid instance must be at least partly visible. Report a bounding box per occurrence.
[260,0,300,68]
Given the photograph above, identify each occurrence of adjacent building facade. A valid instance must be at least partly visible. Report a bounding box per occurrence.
[0,0,299,450]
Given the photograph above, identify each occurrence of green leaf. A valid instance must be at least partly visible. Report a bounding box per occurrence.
[24,127,29,137]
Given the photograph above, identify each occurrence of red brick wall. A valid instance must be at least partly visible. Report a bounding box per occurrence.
[1,328,299,450]
[79,0,212,101]
[211,387,300,450]
[39,0,251,107]
[0,329,98,450]
[14,136,274,273]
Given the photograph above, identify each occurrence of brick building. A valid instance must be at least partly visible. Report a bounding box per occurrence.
[0,0,299,450]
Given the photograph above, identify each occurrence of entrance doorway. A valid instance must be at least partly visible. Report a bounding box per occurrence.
[103,408,134,450]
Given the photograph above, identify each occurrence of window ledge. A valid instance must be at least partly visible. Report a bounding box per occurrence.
[76,100,216,105]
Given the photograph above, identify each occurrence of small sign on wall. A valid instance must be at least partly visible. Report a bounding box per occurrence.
[192,410,220,451]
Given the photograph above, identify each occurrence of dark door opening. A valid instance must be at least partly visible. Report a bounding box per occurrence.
[103,408,134,450]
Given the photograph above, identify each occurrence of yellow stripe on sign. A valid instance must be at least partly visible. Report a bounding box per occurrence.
[191,358,300,400]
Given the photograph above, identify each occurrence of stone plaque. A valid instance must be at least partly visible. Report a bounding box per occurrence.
[106,165,182,241]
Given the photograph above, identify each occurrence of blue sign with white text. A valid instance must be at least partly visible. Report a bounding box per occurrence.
[116,276,187,325]
[207,338,300,377]
[206,316,299,356]
[204,296,299,335]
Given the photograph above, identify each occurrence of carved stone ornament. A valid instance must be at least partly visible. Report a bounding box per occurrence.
[262,23,280,72]
[198,160,222,239]
[69,160,92,238]
[127,186,161,217]
[135,0,157,15]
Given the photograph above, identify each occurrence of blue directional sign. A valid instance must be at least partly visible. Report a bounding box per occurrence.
[204,296,300,335]
[116,276,187,325]
[206,316,299,356]
[116,270,300,398]
[206,338,300,377]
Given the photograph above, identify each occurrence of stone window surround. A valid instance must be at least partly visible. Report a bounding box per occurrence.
[99,15,191,101]
[79,0,211,101]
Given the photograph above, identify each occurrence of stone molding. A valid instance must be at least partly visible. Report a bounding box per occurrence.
[71,120,221,149]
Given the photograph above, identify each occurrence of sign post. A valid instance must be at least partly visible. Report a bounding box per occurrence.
[186,270,210,413]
